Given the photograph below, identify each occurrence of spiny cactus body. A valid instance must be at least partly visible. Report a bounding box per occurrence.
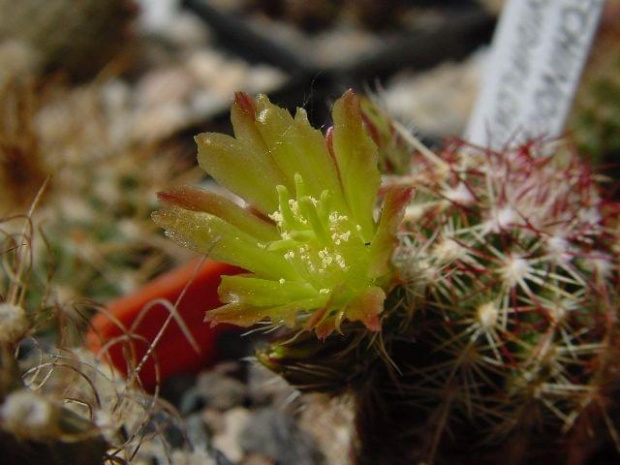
[370,136,619,463]
[569,6,620,166]
[155,92,620,465]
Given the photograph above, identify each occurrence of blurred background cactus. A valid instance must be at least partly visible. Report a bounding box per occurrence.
[568,3,620,170]
[0,79,50,214]
[0,76,201,306]
[0,211,222,465]
[0,0,138,79]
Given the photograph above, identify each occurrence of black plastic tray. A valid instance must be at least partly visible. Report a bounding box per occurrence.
[183,0,495,132]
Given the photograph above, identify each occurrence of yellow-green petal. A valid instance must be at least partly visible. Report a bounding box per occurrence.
[331,90,381,241]
[196,132,286,214]
[219,275,318,307]
[250,96,345,207]
[158,186,279,242]
[152,207,296,280]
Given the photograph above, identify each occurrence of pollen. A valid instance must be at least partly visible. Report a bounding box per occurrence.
[331,230,351,245]
[335,253,348,270]
[318,248,333,268]
[328,212,349,224]
[269,211,283,226]
[288,199,307,224]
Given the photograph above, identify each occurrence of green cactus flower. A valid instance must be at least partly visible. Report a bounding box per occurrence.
[153,90,412,338]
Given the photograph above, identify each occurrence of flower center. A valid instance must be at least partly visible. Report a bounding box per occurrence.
[266,174,371,295]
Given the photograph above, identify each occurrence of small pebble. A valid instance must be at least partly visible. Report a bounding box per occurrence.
[213,407,252,463]
[240,408,325,465]
[194,371,248,411]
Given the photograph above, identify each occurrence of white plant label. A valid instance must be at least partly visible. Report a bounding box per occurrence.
[466,0,605,149]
